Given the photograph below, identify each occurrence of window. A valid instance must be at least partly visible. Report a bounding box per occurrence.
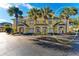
[36,27,40,32]
[49,20,52,24]
[37,19,40,24]
[43,27,47,32]
[30,20,34,24]
[29,28,34,33]
[43,20,46,24]
[48,28,53,33]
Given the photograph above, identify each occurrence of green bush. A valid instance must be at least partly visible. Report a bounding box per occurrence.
[5,27,13,34]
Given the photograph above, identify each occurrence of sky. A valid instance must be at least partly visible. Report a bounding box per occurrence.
[0,3,79,24]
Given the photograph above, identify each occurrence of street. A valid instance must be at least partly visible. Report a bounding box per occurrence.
[0,32,79,56]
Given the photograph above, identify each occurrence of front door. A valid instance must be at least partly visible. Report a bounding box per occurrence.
[59,27,64,34]
[19,27,24,34]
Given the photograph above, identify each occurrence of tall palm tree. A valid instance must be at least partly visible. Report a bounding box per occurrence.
[39,7,54,35]
[8,6,23,32]
[60,7,77,19]
[60,7,78,33]
[39,7,54,19]
[73,20,79,31]
[28,7,54,21]
[28,7,54,35]
[28,8,39,20]
[27,8,40,25]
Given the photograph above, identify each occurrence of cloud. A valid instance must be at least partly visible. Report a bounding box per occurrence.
[0,3,37,9]
[0,19,8,23]
[23,3,33,9]
[0,19,12,23]
[0,3,20,9]
[0,3,12,9]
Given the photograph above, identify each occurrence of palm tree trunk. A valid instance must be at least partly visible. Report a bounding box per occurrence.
[66,18,69,33]
[15,14,18,33]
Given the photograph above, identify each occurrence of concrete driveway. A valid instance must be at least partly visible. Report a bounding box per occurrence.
[0,32,79,56]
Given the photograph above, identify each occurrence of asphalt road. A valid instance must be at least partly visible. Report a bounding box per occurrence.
[0,32,79,56]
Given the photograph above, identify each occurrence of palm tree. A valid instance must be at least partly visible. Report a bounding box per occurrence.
[28,8,39,20]
[60,7,78,33]
[60,7,78,19]
[39,7,54,19]
[28,7,54,21]
[73,19,79,31]
[8,6,23,32]
[28,7,54,35]
[27,8,40,25]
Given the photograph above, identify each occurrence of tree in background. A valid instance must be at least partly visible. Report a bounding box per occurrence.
[60,7,78,33]
[8,6,23,33]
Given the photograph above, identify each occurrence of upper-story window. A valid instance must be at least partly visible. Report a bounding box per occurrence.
[48,20,52,24]
[37,19,40,24]
[30,20,34,24]
[48,18,52,24]
[43,20,46,24]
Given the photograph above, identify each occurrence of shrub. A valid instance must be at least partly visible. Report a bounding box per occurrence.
[5,27,13,34]
[23,33,34,35]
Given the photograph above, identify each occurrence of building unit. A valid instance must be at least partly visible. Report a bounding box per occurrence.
[12,17,78,35]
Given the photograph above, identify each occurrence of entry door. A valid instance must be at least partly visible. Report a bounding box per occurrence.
[59,27,64,34]
[19,27,24,34]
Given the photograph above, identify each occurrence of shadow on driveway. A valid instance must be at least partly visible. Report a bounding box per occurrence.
[32,37,79,54]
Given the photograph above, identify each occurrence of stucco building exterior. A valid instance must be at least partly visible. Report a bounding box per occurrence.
[12,17,77,35]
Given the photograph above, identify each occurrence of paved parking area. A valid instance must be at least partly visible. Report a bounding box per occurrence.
[0,32,79,56]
